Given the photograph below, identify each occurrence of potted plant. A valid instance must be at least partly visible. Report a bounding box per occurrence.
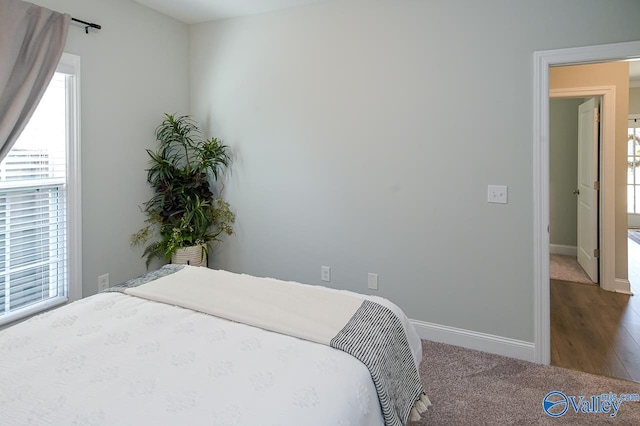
[131,114,235,268]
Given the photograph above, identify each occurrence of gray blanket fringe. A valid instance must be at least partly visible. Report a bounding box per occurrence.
[103,264,184,293]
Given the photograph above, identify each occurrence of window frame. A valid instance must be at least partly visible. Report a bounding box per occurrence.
[0,52,81,327]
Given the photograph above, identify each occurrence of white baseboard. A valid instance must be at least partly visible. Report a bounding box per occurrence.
[612,278,632,295]
[410,319,536,362]
[549,244,577,256]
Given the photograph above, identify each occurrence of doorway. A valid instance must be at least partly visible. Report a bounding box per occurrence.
[533,40,640,365]
[548,89,640,382]
[549,95,601,285]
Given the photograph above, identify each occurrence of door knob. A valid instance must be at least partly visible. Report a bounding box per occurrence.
[573,189,580,195]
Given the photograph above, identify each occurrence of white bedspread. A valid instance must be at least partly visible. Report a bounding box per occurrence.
[0,292,387,426]
[121,266,428,426]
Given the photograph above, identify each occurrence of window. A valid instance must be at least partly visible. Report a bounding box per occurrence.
[629,115,640,214]
[0,53,81,326]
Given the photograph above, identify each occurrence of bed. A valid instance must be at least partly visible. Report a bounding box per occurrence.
[0,265,429,426]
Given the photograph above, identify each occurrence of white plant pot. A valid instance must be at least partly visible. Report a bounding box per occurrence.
[171,244,207,267]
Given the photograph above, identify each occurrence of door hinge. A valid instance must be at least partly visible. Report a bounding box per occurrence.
[594,181,600,190]
[594,248,600,258]
[594,110,600,122]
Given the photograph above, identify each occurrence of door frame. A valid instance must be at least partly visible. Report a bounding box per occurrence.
[533,40,640,364]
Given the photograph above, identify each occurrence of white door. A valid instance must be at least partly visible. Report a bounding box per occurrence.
[577,98,599,283]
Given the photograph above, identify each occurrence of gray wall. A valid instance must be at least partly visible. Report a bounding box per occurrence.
[549,99,583,248]
[191,0,640,343]
[30,0,190,297]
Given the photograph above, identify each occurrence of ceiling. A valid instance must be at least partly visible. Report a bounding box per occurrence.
[132,0,327,24]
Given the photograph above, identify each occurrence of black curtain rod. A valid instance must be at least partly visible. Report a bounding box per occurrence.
[71,17,102,34]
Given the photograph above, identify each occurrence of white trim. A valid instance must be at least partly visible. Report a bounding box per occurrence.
[533,40,640,365]
[613,278,633,295]
[61,52,82,302]
[549,244,577,256]
[410,319,535,362]
[0,296,67,328]
[533,47,550,366]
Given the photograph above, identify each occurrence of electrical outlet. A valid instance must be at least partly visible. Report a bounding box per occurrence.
[487,185,508,204]
[98,273,110,292]
[368,273,378,290]
[321,266,331,282]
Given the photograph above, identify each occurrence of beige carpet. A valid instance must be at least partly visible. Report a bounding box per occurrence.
[550,254,595,285]
[410,340,640,425]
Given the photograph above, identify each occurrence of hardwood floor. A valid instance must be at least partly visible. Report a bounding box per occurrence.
[550,237,640,383]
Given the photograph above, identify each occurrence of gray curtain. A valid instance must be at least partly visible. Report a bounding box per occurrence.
[0,0,70,162]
